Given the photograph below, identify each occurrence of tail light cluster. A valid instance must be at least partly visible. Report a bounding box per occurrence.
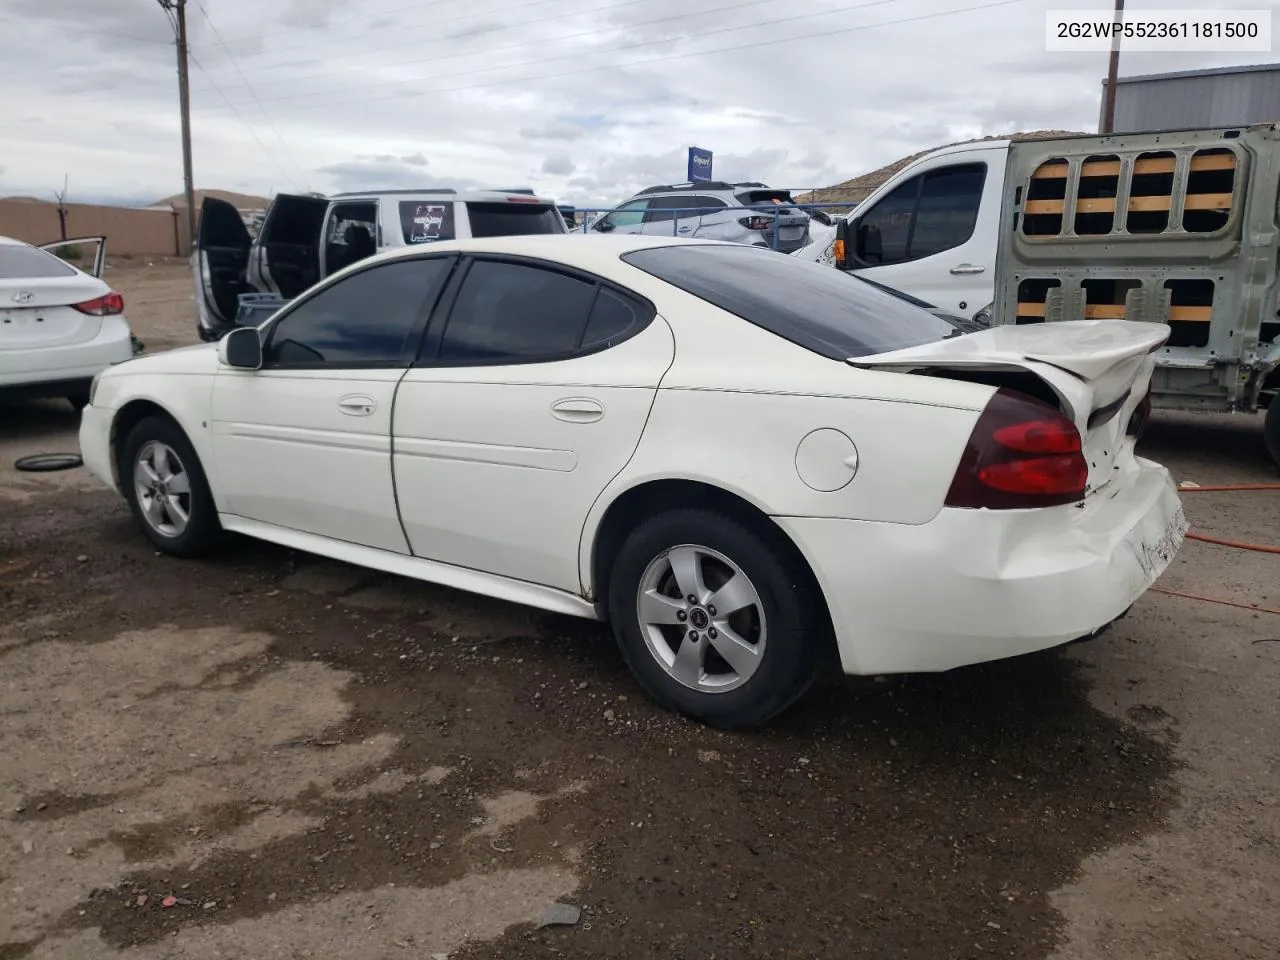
[945,388,1088,509]
[738,215,773,231]
[73,291,125,316]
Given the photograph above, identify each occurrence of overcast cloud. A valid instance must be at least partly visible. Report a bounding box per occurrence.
[0,0,1270,208]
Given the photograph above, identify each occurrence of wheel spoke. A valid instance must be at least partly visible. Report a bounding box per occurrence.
[671,635,703,686]
[142,494,165,527]
[638,589,687,626]
[164,497,190,530]
[137,461,160,485]
[166,470,191,495]
[667,546,708,603]
[154,444,173,481]
[707,573,757,618]
[708,623,761,679]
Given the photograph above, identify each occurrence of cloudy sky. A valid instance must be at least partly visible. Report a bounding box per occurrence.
[0,0,1271,208]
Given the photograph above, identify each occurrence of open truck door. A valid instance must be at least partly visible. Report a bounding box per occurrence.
[39,236,107,278]
[193,196,252,342]
[248,194,328,300]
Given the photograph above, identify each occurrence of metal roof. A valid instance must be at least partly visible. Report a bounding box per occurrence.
[1113,62,1280,86]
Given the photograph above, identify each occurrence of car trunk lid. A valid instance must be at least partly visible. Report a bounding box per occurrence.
[849,319,1169,493]
[0,276,109,350]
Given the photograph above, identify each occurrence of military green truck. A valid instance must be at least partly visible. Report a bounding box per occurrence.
[823,124,1280,466]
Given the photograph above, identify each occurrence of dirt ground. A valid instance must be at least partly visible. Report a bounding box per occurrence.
[1,261,1277,960]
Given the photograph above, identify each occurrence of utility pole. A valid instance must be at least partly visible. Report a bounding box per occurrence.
[158,0,196,251]
[1100,0,1125,134]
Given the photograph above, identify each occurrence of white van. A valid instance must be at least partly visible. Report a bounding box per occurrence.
[792,140,1008,324]
[194,188,567,341]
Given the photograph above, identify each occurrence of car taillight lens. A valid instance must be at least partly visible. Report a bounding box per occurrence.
[72,291,124,316]
[738,215,772,230]
[1127,390,1152,439]
[945,388,1088,509]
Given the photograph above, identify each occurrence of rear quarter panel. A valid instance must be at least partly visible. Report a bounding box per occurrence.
[576,282,995,587]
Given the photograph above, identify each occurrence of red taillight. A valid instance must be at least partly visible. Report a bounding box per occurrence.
[738,215,772,230]
[945,388,1088,509]
[72,291,124,316]
[506,196,540,203]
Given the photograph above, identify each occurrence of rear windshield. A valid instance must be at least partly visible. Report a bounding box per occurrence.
[621,244,955,359]
[735,189,795,207]
[0,245,77,279]
[465,202,565,238]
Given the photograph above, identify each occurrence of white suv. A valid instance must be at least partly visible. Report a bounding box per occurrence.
[589,181,811,253]
[194,188,567,340]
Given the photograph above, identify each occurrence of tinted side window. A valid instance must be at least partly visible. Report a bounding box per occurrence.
[909,165,986,259]
[582,287,646,348]
[265,258,451,367]
[855,177,919,265]
[693,195,728,210]
[604,199,649,229]
[400,201,456,244]
[644,196,689,223]
[437,260,596,363]
[466,202,565,237]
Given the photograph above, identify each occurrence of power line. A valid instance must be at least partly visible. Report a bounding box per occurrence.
[193,1,310,190]
[266,0,1029,114]
[187,50,303,192]
[214,0,907,108]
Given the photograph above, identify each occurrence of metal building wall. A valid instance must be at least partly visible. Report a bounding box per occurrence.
[1101,63,1280,133]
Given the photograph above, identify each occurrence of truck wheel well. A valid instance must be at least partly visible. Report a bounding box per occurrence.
[110,400,179,490]
[591,480,837,664]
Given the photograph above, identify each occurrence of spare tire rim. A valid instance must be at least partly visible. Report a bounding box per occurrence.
[636,543,767,694]
[133,441,192,538]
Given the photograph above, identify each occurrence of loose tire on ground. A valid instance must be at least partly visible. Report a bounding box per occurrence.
[121,415,223,557]
[607,507,826,729]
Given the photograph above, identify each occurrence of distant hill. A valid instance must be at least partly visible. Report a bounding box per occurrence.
[799,130,1087,204]
[149,189,270,210]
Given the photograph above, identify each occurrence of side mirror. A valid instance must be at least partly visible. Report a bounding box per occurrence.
[833,218,853,270]
[594,217,614,233]
[218,327,263,370]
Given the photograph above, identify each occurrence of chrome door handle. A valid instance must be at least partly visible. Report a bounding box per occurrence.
[677,224,694,233]
[551,398,604,423]
[337,394,376,416]
[950,263,985,275]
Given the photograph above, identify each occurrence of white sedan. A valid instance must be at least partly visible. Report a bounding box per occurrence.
[0,235,133,408]
[79,235,1186,727]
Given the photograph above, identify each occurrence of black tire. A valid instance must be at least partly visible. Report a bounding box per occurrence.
[1265,399,1280,471]
[607,507,827,729]
[120,415,223,557]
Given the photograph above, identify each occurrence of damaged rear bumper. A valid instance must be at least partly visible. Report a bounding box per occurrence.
[774,458,1186,675]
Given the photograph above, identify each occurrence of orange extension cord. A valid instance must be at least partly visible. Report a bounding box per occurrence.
[1156,482,1280,618]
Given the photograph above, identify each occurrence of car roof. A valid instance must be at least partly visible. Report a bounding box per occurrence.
[350,233,726,271]
[331,189,559,203]
[0,234,29,247]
